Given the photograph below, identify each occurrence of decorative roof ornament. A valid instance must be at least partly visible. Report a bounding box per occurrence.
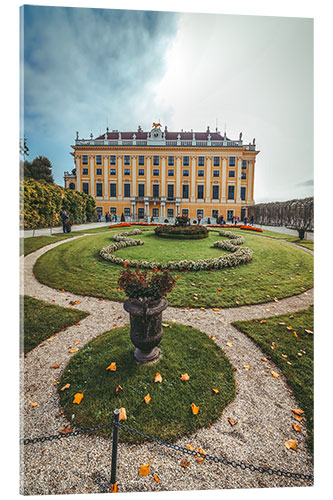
[90,133,93,140]
[153,122,161,128]
[76,131,79,140]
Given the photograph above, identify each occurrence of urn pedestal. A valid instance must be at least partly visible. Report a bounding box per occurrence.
[123,297,168,363]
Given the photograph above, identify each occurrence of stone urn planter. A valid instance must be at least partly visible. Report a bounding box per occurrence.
[124,297,168,363]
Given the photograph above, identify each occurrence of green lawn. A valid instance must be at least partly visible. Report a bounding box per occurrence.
[33,228,313,308]
[22,296,89,354]
[260,229,314,251]
[22,234,75,256]
[232,306,314,453]
[58,323,236,443]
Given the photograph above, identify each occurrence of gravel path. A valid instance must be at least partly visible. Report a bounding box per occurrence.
[20,235,314,495]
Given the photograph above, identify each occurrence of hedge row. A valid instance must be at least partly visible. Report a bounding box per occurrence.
[21,179,97,229]
[154,224,208,239]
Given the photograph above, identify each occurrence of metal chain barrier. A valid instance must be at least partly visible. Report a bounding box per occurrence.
[21,422,114,445]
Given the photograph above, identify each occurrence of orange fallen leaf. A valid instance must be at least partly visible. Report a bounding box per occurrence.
[210,335,216,340]
[285,439,297,451]
[119,407,127,421]
[212,308,220,311]
[73,393,84,404]
[261,357,267,362]
[181,373,190,381]
[281,354,288,358]
[227,417,238,426]
[110,483,118,493]
[53,381,58,386]
[243,365,250,371]
[59,425,72,435]
[50,363,60,369]
[226,342,233,347]
[305,329,313,334]
[144,393,151,404]
[153,474,160,483]
[30,402,37,407]
[260,320,266,324]
[113,324,117,327]
[74,340,80,345]
[273,297,278,302]
[106,362,117,371]
[292,424,301,432]
[292,408,304,415]
[154,373,163,383]
[139,464,150,476]
[293,332,298,338]
[294,414,303,422]
[212,388,219,394]
[61,383,71,391]
[191,402,199,415]
[47,336,55,342]
[69,348,79,354]
[271,371,279,378]
[115,385,122,395]
[74,300,81,304]
[196,447,207,463]
[181,459,190,468]
[217,287,222,291]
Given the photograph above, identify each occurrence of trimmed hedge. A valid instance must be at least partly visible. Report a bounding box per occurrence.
[154,224,208,239]
[21,179,97,229]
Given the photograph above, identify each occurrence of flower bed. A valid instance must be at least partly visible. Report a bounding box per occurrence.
[100,230,253,271]
[240,225,263,232]
[154,224,208,239]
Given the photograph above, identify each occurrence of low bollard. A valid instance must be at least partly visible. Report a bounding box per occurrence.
[110,408,120,491]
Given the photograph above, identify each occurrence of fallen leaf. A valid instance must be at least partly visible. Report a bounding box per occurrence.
[210,335,216,340]
[285,439,297,451]
[293,332,298,338]
[227,417,238,426]
[286,326,293,331]
[196,447,207,463]
[139,464,150,476]
[74,300,81,304]
[260,320,266,324]
[217,288,222,291]
[115,385,122,395]
[212,388,219,394]
[191,402,199,415]
[144,393,151,404]
[271,371,279,378]
[30,402,37,407]
[162,323,169,327]
[281,354,288,358]
[73,393,84,404]
[110,483,118,493]
[69,348,79,354]
[213,308,220,311]
[292,408,304,415]
[47,336,55,342]
[181,373,190,381]
[153,474,160,483]
[106,362,117,371]
[294,414,303,422]
[59,425,72,435]
[74,340,80,345]
[187,444,195,451]
[154,373,163,383]
[119,407,127,421]
[261,357,267,362]
[279,322,286,325]
[61,383,71,391]
[50,363,60,369]
[274,297,279,302]
[305,329,313,334]
[292,424,301,432]
[226,342,233,347]
[243,365,251,371]
[181,459,190,468]
[53,381,58,386]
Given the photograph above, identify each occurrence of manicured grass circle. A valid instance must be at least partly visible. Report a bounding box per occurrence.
[58,323,236,443]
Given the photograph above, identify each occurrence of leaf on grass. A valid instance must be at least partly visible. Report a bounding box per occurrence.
[293,332,298,338]
[281,354,288,358]
[30,402,37,407]
[279,322,286,326]
[106,362,117,371]
[196,447,207,463]
[286,326,293,331]
[285,439,297,451]
[271,371,279,378]
[50,363,60,369]
[162,323,169,327]
[292,424,301,432]
[73,393,84,404]
[260,320,266,324]
[305,329,313,334]
[274,297,279,302]
[61,383,71,391]
[227,417,238,426]
[154,373,163,383]
[153,474,160,483]
[181,373,190,381]
[115,385,122,395]
[69,348,79,354]
[144,393,151,404]
[110,483,118,493]
[191,402,199,415]
[181,459,190,468]
[139,464,150,476]
[119,407,127,421]
[294,414,303,422]
[212,388,219,394]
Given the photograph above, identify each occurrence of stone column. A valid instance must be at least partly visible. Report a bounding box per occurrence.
[75,155,81,192]
[103,156,108,199]
[131,201,136,219]
[161,201,166,219]
[146,156,151,196]
[132,155,137,197]
[205,156,211,202]
[221,156,227,202]
[236,156,242,203]
[161,156,166,197]
[176,156,181,198]
[90,155,95,197]
[117,155,122,200]
[190,156,196,201]
[247,160,254,202]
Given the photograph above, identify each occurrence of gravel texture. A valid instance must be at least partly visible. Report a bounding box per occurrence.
[20,235,314,495]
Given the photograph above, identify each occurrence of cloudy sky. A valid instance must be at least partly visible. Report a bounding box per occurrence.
[21,4,313,202]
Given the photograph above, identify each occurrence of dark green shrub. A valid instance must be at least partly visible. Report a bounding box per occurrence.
[154,224,208,239]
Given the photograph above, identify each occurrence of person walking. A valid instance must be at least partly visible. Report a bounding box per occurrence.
[244,215,248,225]
[197,214,202,225]
[60,211,69,233]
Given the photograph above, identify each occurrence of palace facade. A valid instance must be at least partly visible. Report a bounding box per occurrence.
[64,124,259,222]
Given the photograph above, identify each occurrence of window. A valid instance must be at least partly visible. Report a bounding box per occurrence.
[96,168,102,176]
[197,169,205,177]
[182,169,189,177]
[138,156,145,166]
[152,208,159,218]
[110,155,116,165]
[182,209,189,216]
[197,185,204,199]
[241,172,247,180]
[167,184,174,199]
[124,183,131,197]
[82,168,88,176]
[227,210,234,220]
[212,185,219,200]
[96,156,102,165]
[168,156,174,166]
[138,168,145,176]
[124,207,131,217]
[82,182,89,194]
[228,170,235,178]
[167,208,174,218]
[110,183,117,197]
[96,207,103,217]
[82,155,88,165]
[228,185,235,200]
[229,156,236,167]
[152,184,160,197]
[242,160,247,169]
[168,169,174,177]
[213,157,220,167]
[110,168,116,176]
[198,156,205,166]
[96,183,103,197]
[138,184,145,197]
[213,170,220,177]
[153,156,160,166]
[124,168,131,176]
[241,186,246,201]
[183,156,189,166]
[153,169,160,177]
[110,207,117,215]
[138,208,144,219]
[69,182,75,190]
[197,209,204,218]
[212,209,219,219]
[182,184,189,198]
[124,156,130,165]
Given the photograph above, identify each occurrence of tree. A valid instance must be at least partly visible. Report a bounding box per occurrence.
[24,156,54,183]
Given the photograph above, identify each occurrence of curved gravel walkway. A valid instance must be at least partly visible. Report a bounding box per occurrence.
[20,235,314,495]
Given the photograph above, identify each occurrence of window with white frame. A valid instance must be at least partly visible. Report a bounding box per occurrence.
[82,155,88,165]
[124,156,130,165]
[96,155,102,165]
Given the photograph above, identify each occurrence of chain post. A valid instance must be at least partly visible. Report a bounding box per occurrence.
[110,409,120,489]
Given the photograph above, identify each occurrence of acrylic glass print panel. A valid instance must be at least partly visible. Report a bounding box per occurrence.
[20,3,314,495]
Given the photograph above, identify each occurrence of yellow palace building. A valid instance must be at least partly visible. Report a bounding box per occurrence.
[64,123,259,223]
